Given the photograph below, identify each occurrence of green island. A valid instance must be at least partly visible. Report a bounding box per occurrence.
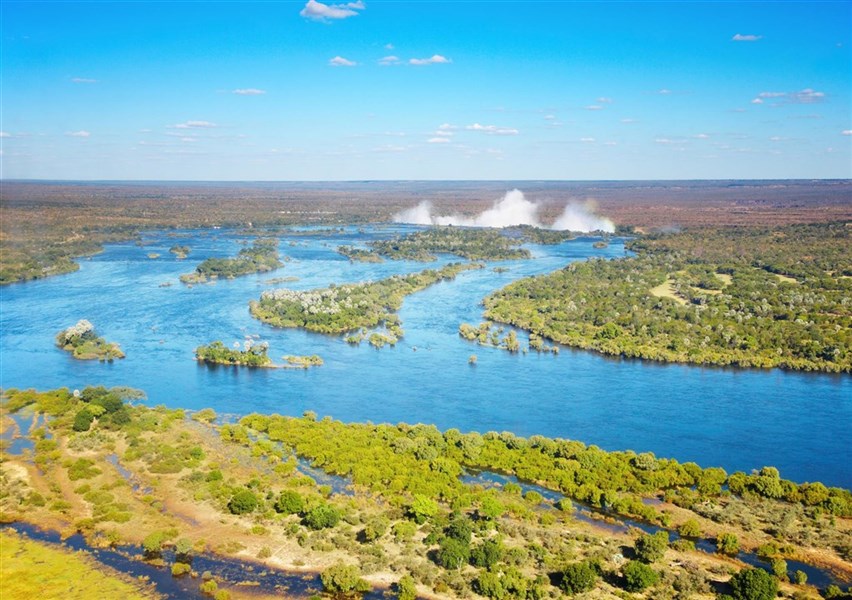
[55,320,125,361]
[284,355,324,368]
[337,245,384,263]
[362,227,533,262]
[195,340,272,368]
[459,322,560,354]
[169,244,190,259]
[2,386,851,600]
[504,225,579,246]
[483,223,851,372]
[250,262,482,335]
[180,238,283,284]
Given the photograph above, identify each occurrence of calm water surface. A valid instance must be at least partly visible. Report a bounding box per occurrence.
[1,226,849,488]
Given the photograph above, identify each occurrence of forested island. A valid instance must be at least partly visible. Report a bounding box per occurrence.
[250,262,482,335]
[483,223,851,372]
[2,386,851,600]
[195,341,272,368]
[180,238,283,284]
[55,320,125,361]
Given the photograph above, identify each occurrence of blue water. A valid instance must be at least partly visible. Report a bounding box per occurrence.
[1,226,849,488]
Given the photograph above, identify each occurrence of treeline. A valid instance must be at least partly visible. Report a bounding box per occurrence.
[484,222,851,372]
[365,227,532,262]
[180,238,282,283]
[250,262,482,334]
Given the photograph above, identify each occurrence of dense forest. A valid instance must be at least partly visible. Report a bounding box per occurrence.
[483,223,851,372]
[2,387,850,599]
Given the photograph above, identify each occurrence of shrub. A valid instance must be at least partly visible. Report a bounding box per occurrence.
[73,408,95,432]
[727,568,778,600]
[634,530,669,563]
[228,489,258,515]
[171,562,192,577]
[622,560,660,592]
[396,574,417,600]
[320,563,371,595]
[304,504,341,530]
[717,532,740,556]
[561,560,598,595]
[678,519,702,538]
[274,490,304,515]
[437,537,470,570]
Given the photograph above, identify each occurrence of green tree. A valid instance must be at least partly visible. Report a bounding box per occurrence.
[678,519,702,538]
[396,574,417,600]
[634,530,669,563]
[228,489,258,515]
[408,494,438,524]
[72,408,94,432]
[437,537,470,570]
[622,560,660,592]
[561,560,598,595]
[717,532,740,556]
[304,503,341,530]
[320,563,371,596]
[727,568,778,600]
[274,490,304,515]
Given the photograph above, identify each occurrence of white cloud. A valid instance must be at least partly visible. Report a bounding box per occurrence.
[438,123,457,131]
[329,56,357,67]
[694,133,709,139]
[434,130,454,137]
[842,130,852,136]
[580,137,596,143]
[172,120,217,129]
[792,88,825,103]
[378,55,401,66]
[427,137,451,144]
[758,91,786,98]
[621,118,638,124]
[66,130,91,137]
[0,131,11,138]
[597,97,613,103]
[585,105,604,111]
[233,88,266,95]
[385,43,394,50]
[657,88,672,95]
[409,54,451,66]
[300,0,364,21]
[71,77,98,84]
[751,98,764,104]
[732,33,762,42]
[465,123,519,135]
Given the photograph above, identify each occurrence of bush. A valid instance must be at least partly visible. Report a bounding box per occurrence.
[622,560,660,592]
[304,504,341,530]
[171,562,192,577]
[561,560,598,595]
[471,538,504,568]
[396,575,417,600]
[320,563,371,595]
[727,568,778,600]
[437,537,470,570]
[678,519,702,538]
[717,532,740,556]
[228,489,258,515]
[634,530,669,563]
[73,408,95,432]
[274,490,304,515]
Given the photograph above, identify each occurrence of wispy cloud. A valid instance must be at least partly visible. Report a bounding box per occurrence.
[427,137,451,144]
[752,88,826,105]
[329,56,357,67]
[300,0,364,21]
[842,130,852,136]
[172,120,217,129]
[71,77,98,84]
[410,54,451,66]
[232,88,266,95]
[732,33,762,42]
[694,133,710,139]
[0,131,11,138]
[378,55,401,66]
[657,88,672,95]
[580,137,596,143]
[465,123,518,135]
[585,105,604,111]
[384,43,394,50]
[597,97,613,103]
[66,130,91,137]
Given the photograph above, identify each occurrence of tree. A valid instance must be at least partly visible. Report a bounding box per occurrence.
[622,560,660,592]
[437,537,470,570]
[320,563,371,596]
[678,519,702,538]
[73,408,94,432]
[717,532,740,556]
[228,489,258,515]
[274,490,304,515]
[471,538,504,568]
[304,503,340,530]
[408,494,438,524]
[634,530,669,563]
[561,560,598,595]
[396,575,417,600]
[727,568,778,600]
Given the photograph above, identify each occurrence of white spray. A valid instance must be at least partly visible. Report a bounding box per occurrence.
[392,189,615,233]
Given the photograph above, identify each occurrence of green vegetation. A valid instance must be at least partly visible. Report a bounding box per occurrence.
[459,322,559,354]
[504,225,578,245]
[180,238,282,283]
[337,245,384,262]
[169,244,190,258]
[56,319,125,361]
[484,223,851,372]
[725,567,779,600]
[250,262,482,334]
[368,227,531,261]
[0,530,157,599]
[3,386,851,599]
[195,340,272,368]
[283,355,324,368]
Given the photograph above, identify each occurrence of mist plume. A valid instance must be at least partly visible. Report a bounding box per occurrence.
[393,189,615,233]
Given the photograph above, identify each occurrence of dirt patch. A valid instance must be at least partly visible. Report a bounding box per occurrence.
[650,279,688,305]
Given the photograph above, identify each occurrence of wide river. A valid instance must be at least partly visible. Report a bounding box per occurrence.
[1,225,849,488]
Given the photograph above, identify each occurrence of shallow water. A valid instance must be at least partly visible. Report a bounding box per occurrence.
[0,226,849,488]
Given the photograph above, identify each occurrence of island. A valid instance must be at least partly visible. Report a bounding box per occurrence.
[250,262,483,335]
[169,244,190,259]
[483,222,851,372]
[180,238,283,284]
[195,340,272,368]
[55,320,125,361]
[283,355,324,369]
[2,386,850,600]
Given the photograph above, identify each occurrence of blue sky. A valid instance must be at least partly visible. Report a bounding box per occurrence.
[1,1,850,180]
